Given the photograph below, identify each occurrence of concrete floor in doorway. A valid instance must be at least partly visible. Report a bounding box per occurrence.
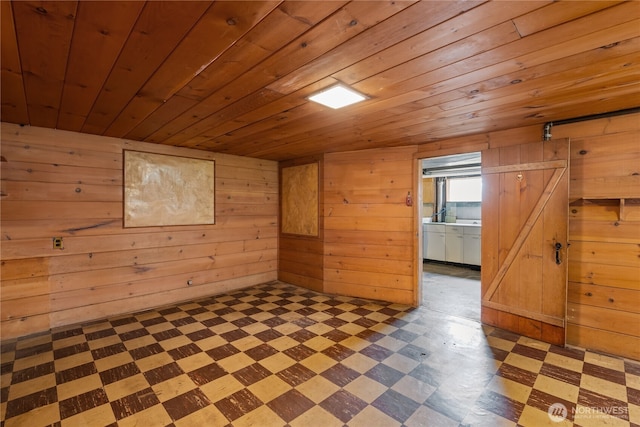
[422,261,481,322]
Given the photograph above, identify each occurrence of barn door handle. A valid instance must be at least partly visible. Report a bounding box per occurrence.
[555,242,563,265]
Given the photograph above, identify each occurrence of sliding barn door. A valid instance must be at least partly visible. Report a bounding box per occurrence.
[481,139,569,346]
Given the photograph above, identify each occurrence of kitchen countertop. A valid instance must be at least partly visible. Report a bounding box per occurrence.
[422,220,481,227]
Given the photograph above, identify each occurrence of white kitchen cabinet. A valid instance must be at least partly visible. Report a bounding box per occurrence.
[463,226,481,265]
[424,223,446,261]
[424,223,481,266]
[445,225,464,263]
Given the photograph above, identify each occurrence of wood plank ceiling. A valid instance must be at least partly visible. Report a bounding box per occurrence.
[2,1,639,161]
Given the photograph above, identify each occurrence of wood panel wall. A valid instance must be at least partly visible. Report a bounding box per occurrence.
[323,146,417,305]
[278,156,324,292]
[560,114,640,361]
[0,123,278,340]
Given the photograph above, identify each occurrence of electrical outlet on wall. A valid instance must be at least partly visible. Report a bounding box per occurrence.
[52,237,63,250]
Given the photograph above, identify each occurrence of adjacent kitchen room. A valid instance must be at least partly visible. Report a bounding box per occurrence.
[421,153,482,322]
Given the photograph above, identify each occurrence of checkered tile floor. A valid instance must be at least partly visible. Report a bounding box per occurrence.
[1,281,639,426]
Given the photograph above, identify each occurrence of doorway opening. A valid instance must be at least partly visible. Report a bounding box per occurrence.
[419,152,482,322]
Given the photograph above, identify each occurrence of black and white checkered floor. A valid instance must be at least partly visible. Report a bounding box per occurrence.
[2,281,638,426]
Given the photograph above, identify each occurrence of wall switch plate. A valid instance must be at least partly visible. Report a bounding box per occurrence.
[52,237,64,249]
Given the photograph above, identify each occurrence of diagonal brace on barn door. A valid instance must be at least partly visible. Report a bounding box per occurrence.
[482,162,567,303]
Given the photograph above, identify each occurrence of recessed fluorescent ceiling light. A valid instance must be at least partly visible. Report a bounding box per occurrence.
[308,84,367,109]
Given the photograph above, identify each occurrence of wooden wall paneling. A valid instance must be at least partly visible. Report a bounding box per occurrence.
[552,111,640,140]
[418,134,489,158]
[0,1,29,125]
[46,255,230,294]
[1,140,122,169]
[570,132,640,200]
[567,325,640,361]
[322,230,413,247]
[569,262,640,291]
[2,241,246,280]
[570,134,640,174]
[322,281,414,307]
[0,215,274,241]
[49,269,276,330]
[1,223,277,261]
[2,122,122,152]
[1,180,120,202]
[568,282,640,314]
[47,254,277,312]
[278,273,323,293]
[279,247,324,280]
[323,146,416,305]
[565,112,640,360]
[1,277,49,309]
[325,242,412,261]
[1,314,50,342]
[1,201,122,222]
[487,125,542,149]
[570,216,640,244]
[567,303,639,338]
[0,123,278,339]
[1,295,49,327]
[277,253,318,287]
[569,241,640,268]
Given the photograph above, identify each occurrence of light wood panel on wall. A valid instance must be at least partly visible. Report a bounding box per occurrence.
[563,114,640,361]
[0,123,278,339]
[323,146,417,305]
